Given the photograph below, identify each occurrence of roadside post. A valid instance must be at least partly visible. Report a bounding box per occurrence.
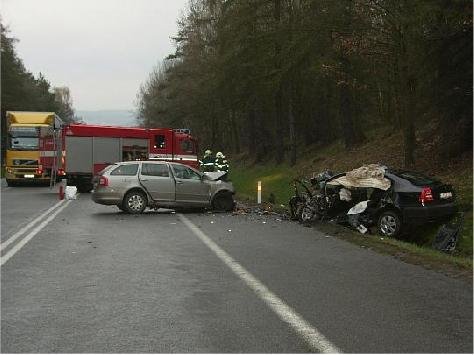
[257,181,262,204]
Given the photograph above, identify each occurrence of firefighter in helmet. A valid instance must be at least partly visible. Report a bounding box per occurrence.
[199,149,215,172]
[215,151,229,173]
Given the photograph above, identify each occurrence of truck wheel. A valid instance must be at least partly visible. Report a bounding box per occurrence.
[378,210,401,237]
[123,190,147,214]
[77,183,93,193]
[6,179,16,187]
[212,192,234,212]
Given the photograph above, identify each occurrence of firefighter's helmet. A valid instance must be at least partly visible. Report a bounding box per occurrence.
[216,151,224,158]
[204,149,212,156]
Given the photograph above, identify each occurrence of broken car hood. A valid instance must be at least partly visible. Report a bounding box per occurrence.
[204,171,227,181]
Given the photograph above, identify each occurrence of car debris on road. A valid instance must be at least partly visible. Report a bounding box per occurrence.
[432,213,464,252]
[65,186,78,200]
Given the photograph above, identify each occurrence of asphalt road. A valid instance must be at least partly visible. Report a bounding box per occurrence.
[1,183,472,353]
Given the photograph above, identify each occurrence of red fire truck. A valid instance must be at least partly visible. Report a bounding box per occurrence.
[61,124,199,192]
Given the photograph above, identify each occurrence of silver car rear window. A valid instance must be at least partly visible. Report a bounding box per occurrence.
[97,164,117,175]
[110,164,139,176]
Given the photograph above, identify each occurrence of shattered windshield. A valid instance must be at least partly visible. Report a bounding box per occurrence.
[8,127,40,150]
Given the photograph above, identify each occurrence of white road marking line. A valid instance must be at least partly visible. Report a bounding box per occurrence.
[1,199,66,252]
[1,201,71,266]
[178,214,341,354]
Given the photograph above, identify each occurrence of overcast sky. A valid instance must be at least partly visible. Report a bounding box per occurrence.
[1,0,188,111]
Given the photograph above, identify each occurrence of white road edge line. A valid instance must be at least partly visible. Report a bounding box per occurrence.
[1,199,66,251]
[1,200,71,266]
[178,214,341,354]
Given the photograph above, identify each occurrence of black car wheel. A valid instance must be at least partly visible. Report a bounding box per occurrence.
[289,196,306,221]
[299,205,315,223]
[378,210,401,237]
[288,196,300,220]
[212,192,234,212]
[123,190,147,214]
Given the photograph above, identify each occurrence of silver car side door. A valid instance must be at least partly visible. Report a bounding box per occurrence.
[139,163,175,202]
[171,165,210,205]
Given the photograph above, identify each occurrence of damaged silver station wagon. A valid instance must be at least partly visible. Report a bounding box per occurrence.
[91,161,235,213]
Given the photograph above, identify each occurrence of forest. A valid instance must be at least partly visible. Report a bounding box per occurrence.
[0,23,76,162]
[136,0,472,167]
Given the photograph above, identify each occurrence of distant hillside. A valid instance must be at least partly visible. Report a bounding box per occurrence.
[75,110,138,127]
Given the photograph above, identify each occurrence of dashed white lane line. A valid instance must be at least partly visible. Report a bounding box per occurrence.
[1,200,71,266]
[1,199,66,251]
[178,214,341,354]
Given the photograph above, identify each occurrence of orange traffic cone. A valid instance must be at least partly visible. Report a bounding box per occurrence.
[59,184,64,200]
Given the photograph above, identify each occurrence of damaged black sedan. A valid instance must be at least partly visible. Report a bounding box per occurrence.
[291,165,456,237]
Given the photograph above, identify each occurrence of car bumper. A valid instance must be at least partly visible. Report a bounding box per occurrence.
[91,190,123,205]
[402,203,457,225]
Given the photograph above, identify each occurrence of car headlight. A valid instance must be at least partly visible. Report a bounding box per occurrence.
[13,160,21,165]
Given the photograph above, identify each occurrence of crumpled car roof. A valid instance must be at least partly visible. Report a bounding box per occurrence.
[327,164,391,190]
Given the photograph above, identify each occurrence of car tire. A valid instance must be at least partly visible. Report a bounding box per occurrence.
[212,192,234,212]
[123,190,147,214]
[377,210,401,237]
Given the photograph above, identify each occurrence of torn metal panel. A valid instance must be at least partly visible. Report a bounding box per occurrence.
[339,188,352,201]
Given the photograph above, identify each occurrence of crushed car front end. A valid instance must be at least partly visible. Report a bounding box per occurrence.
[204,171,236,211]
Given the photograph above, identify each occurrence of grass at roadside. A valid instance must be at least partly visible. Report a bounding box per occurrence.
[230,164,295,204]
[228,130,472,274]
[436,165,473,257]
[316,222,472,280]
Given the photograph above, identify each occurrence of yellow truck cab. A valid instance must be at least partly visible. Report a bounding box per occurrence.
[5,111,62,186]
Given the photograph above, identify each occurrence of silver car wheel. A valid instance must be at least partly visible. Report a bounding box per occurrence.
[380,215,397,236]
[127,194,145,212]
